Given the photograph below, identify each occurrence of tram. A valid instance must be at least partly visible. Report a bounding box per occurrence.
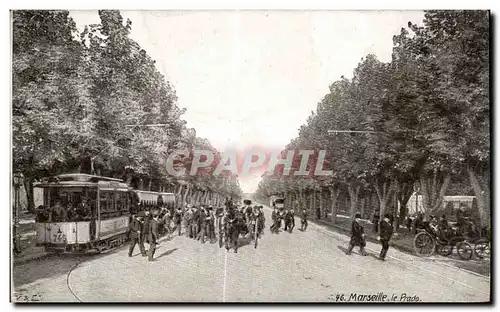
[33,173,175,253]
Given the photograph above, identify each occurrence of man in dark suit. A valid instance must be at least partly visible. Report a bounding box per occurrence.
[378,213,394,261]
[147,212,160,261]
[128,212,146,257]
[191,206,200,239]
[142,210,151,254]
[346,212,366,256]
[300,209,308,231]
[197,207,207,243]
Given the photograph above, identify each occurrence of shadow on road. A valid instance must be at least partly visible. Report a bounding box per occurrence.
[157,248,178,259]
[237,236,253,249]
[337,245,349,254]
[13,244,129,287]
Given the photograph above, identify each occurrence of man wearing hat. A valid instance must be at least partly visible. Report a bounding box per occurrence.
[270,206,279,233]
[197,206,208,243]
[183,204,194,239]
[378,213,394,261]
[191,206,200,239]
[258,206,266,235]
[206,206,216,243]
[173,206,183,236]
[300,208,308,231]
[147,211,160,261]
[346,212,367,256]
[128,212,146,257]
[142,210,152,253]
[285,207,295,233]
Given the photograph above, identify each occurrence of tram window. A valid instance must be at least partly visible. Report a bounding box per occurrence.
[115,192,123,212]
[121,192,129,212]
[100,192,109,212]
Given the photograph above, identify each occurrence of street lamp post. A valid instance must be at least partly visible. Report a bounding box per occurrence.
[13,171,23,255]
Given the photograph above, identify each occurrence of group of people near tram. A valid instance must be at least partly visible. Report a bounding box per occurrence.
[128,199,269,260]
[128,197,313,260]
[35,198,94,223]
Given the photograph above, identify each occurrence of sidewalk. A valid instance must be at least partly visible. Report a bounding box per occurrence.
[311,215,491,277]
[13,213,48,265]
[315,215,415,254]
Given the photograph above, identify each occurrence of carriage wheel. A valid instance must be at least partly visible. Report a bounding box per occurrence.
[414,232,434,257]
[474,240,490,259]
[457,242,473,260]
[436,244,453,257]
[414,232,435,257]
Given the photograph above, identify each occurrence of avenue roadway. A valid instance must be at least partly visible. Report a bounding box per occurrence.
[12,206,490,302]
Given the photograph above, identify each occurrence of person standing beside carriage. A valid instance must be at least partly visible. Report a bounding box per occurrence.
[224,207,240,253]
[243,200,253,234]
[248,206,261,240]
[270,206,279,233]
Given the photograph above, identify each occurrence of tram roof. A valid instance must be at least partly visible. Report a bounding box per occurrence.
[42,173,124,183]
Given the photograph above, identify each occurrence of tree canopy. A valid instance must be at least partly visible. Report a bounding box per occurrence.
[256,10,490,227]
[13,10,242,210]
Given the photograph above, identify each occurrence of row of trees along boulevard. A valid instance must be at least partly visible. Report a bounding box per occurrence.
[256,11,489,233]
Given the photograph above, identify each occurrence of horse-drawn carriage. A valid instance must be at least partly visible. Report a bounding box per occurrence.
[413,218,490,260]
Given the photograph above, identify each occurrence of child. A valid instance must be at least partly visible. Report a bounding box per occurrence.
[378,213,394,261]
[346,212,366,256]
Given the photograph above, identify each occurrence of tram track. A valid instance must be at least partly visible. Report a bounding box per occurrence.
[64,241,130,302]
[66,258,84,302]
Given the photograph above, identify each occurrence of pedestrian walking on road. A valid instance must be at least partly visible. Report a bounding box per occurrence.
[346,212,367,256]
[270,207,279,233]
[142,210,151,254]
[300,209,308,231]
[128,212,146,257]
[197,207,207,243]
[184,205,193,238]
[191,206,200,239]
[147,212,160,262]
[173,207,183,236]
[286,208,295,233]
[378,213,393,261]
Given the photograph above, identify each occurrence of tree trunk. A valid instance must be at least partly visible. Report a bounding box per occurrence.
[329,185,339,224]
[23,176,34,213]
[420,173,451,218]
[319,190,324,220]
[468,167,490,229]
[374,179,394,219]
[360,196,366,219]
[398,182,413,221]
[182,184,191,207]
[347,184,361,220]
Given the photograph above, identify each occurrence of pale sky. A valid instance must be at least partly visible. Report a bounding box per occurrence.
[70,10,424,193]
